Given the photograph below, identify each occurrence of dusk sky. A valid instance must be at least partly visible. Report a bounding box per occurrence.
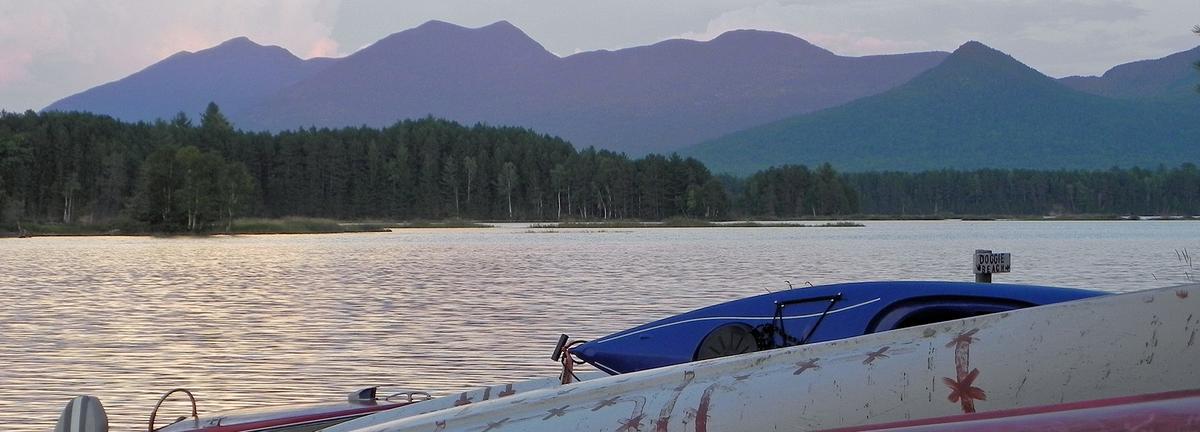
[1,0,1197,112]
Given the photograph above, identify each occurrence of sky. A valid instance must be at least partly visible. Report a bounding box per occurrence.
[1,0,1197,112]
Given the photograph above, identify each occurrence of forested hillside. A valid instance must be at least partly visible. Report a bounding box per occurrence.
[687,41,1200,174]
[0,106,858,232]
[1,107,1195,234]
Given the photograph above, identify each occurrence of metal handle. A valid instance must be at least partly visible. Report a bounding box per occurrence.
[384,391,433,402]
[149,388,197,432]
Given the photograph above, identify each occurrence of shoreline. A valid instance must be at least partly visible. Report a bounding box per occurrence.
[528,220,864,229]
[4,215,1198,239]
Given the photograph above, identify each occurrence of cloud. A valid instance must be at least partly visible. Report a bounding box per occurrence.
[0,4,66,86]
[307,37,341,58]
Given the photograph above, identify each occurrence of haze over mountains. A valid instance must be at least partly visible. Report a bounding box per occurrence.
[45,20,1199,172]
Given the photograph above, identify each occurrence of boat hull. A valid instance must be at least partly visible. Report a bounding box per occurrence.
[157,400,407,432]
[821,389,1200,431]
[344,284,1199,431]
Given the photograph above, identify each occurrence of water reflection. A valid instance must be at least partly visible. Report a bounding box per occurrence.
[0,221,1197,431]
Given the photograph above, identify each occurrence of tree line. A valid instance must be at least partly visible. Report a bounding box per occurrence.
[843,167,1200,216]
[1,106,1196,232]
[0,106,854,231]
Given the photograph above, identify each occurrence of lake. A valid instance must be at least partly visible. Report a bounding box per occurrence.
[1,221,1197,431]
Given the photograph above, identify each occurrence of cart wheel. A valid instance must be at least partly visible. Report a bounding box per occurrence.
[694,323,758,361]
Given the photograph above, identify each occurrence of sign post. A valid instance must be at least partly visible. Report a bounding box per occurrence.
[973,249,1011,283]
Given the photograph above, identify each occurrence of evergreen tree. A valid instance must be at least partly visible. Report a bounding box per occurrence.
[200,102,234,153]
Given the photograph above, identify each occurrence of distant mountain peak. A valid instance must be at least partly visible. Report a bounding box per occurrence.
[377,20,538,45]
[712,28,803,41]
[923,40,1054,86]
[686,29,835,60]
[177,36,302,62]
[413,19,465,31]
[217,36,260,48]
[407,19,527,38]
[154,37,261,60]
[43,31,326,121]
[954,40,993,53]
[481,20,519,31]
[946,41,1023,65]
[361,19,554,63]
[708,29,832,56]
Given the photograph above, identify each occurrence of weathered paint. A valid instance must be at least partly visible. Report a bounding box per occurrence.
[338,284,1198,432]
[821,389,1200,431]
[943,328,984,413]
[322,373,606,432]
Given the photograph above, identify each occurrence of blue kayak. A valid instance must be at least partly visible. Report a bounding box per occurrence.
[572,281,1105,375]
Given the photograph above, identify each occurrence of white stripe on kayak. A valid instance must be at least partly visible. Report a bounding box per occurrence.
[590,361,620,375]
[590,298,882,345]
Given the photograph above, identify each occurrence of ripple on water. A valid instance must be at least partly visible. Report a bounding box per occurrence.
[0,221,1197,431]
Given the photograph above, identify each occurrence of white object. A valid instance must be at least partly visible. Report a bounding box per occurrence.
[973,251,1011,274]
[338,284,1198,432]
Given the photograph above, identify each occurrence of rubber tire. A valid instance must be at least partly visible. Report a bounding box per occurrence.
[694,323,759,361]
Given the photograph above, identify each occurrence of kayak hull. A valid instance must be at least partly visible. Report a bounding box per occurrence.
[574,281,1105,374]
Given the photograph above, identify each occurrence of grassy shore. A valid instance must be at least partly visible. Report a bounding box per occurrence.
[228,217,392,234]
[529,217,864,229]
[7,214,1194,238]
[0,217,494,237]
[388,219,493,228]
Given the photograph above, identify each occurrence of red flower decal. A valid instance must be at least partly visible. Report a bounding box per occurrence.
[943,368,987,413]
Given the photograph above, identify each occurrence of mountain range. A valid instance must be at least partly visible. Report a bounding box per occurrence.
[44,20,1200,171]
[684,42,1200,174]
[46,37,334,123]
[1060,46,1200,101]
[45,20,948,154]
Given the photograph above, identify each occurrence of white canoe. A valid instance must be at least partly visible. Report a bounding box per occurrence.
[333,284,1198,432]
[323,374,605,432]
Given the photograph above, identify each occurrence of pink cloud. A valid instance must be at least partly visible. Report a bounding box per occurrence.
[306,37,339,58]
[0,51,34,86]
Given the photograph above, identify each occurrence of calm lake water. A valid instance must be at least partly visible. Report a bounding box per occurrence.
[1,221,1198,431]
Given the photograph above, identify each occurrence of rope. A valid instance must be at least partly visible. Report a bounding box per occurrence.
[559,340,587,384]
